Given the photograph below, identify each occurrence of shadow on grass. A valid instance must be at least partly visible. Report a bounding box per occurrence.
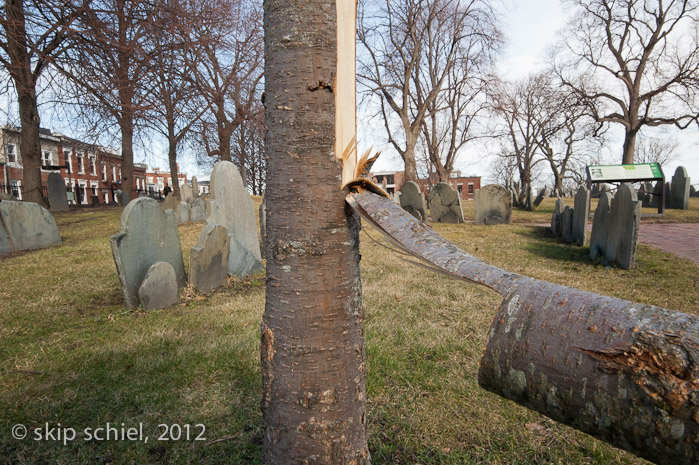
[515,226,593,265]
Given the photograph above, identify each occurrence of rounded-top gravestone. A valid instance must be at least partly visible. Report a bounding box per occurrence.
[399,181,426,221]
[474,184,511,225]
[429,182,464,224]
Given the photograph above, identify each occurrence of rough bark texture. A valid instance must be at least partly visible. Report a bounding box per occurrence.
[348,191,699,465]
[261,0,369,463]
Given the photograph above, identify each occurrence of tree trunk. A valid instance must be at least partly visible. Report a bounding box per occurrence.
[167,137,181,200]
[347,191,699,465]
[5,0,45,205]
[622,128,638,165]
[261,0,369,463]
[403,136,418,182]
[120,120,135,204]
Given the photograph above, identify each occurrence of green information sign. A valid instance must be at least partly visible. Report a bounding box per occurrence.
[587,163,662,182]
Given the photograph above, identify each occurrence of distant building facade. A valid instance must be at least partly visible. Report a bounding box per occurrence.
[369,170,481,200]
[0,126,186,204]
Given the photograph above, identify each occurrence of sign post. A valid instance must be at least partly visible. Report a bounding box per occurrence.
[586,163,665,215]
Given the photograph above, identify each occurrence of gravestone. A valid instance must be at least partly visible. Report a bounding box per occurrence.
[561,206,574,243]
[190,224,231,293]
[637,183,650,208]
[589,192,612,260]
[429,182,464,223]
[606,183,641,270]
[392,191,401,204]
[207,161,263,277]
[137,261,179,310]
[109,197,186,308]
[550,198,565,236]
[191,176,199,199]
[664,182,672,209]
[521,185,533,211]
[91,195,100,207]
[533,186,550,208]
[670,166,690,210]
[180,184,194,204]
[0,200,62,255]
[399,181,427,221]
[161,193,178,212]
[690,185,697,197]
[47,172,69,212]
[651,181,663,208]
[474,185,511,225]
[190,198,207,222]
[0,192,17,201]
[572,187,590,246]
[178,202,191,224]
[259,194,266,257]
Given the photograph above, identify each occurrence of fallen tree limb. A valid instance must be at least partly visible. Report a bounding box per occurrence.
[347,191,699,465]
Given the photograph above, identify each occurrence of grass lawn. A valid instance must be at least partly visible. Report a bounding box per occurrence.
[1,196,697,464]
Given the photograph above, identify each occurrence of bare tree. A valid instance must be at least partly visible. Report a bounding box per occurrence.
[188,0,263,174]
[0,0,82,204]
[554,0,699,164]
[358,0,495,182]
[634,132,681,166]
[232,98,265,195]
[58,0,157,203]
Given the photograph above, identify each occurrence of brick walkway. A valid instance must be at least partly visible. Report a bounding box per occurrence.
[637,223,699,264]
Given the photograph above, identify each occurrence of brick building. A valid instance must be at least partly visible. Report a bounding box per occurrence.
[0,126,183,204]
[370,170,481,200]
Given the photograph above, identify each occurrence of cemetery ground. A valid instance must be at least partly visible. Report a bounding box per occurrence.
[1,197,698,464]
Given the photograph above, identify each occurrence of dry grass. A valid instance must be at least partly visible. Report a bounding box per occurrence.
[0,195,697,464]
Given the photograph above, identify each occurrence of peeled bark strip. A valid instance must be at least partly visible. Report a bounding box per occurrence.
[262,0,369,463]
[347,191,699,465]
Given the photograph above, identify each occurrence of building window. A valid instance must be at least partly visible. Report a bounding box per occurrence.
[78,181,88,204]
[77,152,85,173]
[104,191,109,204]
[7,144,17,163]
[112,166,117,182]
[90,182,98,197]
[468,183,474,194]
[101,162,107,181]
[89,155,96,175]
[66,150,73,173]
[10,179,22,200]
[117,167,122,181]
[41,150,51,167]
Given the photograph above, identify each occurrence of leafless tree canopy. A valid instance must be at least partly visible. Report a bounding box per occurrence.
[554,0,699,164]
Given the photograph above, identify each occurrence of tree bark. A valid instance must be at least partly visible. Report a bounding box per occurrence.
[120,120,135,204]
[347,191,699,465]
[622,128,638,165]
[261,0,369,463]
[167,136,181,200]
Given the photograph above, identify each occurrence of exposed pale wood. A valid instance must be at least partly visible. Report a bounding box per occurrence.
[347,191,699,465]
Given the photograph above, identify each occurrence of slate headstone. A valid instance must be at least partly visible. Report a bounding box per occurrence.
[0,200,61,255]
[474,185,512,225]
[178,201,191,224]
[191,176,199,199]
[180,184,193,204]
[399,181,427,221]
[533,186,550,208]
[190,224,230,293]
[137,261,179,310]
[572,187,590,246]
[690,185,697,197]
[207,161,263,277]
[670,166,690,210]
[651,181,663,208]
[190,198,206,222]
[561,206,574,243]
[606,183,641,270]
[47,172,69,212]
[161,193,178,212]
[589,192,612,260]
[109,197,186,308]
[550,198,565,236]
[429,182,464,223]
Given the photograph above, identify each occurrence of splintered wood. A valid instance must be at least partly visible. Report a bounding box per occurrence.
[347,191,699,465]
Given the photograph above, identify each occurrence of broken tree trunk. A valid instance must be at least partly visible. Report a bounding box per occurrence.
[347,191,699,465]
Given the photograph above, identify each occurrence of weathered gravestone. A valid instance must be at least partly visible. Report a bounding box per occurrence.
[520,185,533,211]
[259,194,266,257]
[47,172,69,212]
[690,185,697,197]
[190,198,207,222]
[589,192,612,260]
[429,182,464,223]
[0,200,62,255]
[392,191,401,204]
[605,183,641,270]
[550,197,565,236]
[137,261,179,310]
[161,192,178,212]
[0,192,17,201]
[651,180,663,208]
[473,185,511,225]
[561,206,574,243]
[670,166,690,210]
[532,186,550,208]
[180,183,194,204]
[399,181,427,221]
[207,160,263,277]
[190,224,230,293]
[109,197,186,308]
[572,186,590,246]
[91,195,100,207]
[178,202,191,224]
[191,176,199,199]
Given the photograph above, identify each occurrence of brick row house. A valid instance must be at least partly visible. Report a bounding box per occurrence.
[370,170,481,200]
[0,126,171,204]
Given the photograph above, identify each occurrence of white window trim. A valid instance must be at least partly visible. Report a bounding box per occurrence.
[10,179,22,200]
[77,152,85,174]
[89,154,96,175]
